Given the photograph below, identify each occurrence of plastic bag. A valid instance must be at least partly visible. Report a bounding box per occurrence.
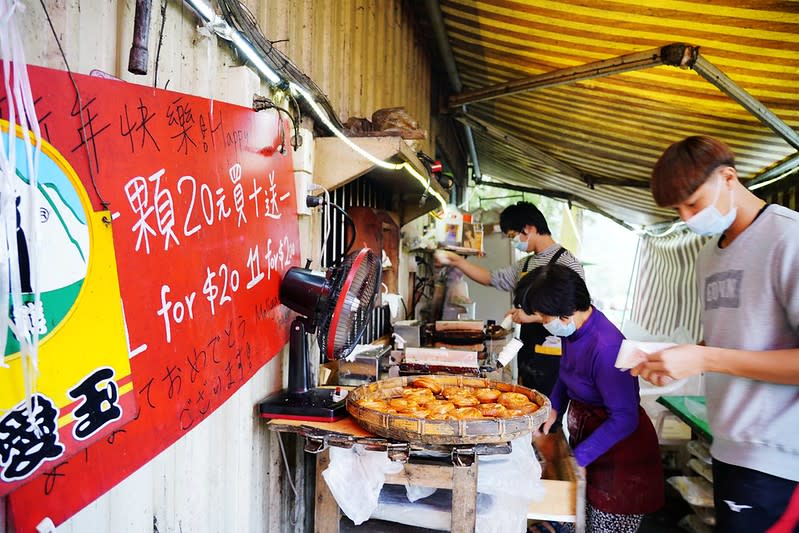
[321,444,403,525]
[380,435,543,533]
[474,435,544,533]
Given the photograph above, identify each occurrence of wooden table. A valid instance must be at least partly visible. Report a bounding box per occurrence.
[267,417,513,533]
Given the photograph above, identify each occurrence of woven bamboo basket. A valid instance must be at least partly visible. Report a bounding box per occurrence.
[346,375,551,445]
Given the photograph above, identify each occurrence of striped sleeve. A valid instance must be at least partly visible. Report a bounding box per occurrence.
[556,250,585,280]
[489,258,527,292]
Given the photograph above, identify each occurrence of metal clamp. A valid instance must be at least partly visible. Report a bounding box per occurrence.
[386,442,411,463]
[304,437,329,454]
[451,447,477,467]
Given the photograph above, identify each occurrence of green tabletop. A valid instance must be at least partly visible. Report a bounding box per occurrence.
[656,395,712,442]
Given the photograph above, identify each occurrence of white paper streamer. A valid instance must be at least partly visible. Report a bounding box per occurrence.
[0,0,43,433]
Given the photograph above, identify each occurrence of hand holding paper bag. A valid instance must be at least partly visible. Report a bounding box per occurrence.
[615,340,677,369]
[628,342,710,387]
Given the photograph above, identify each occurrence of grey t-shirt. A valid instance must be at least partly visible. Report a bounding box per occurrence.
[697,204,799,481]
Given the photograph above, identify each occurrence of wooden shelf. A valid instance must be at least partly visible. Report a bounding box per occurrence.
[314,136,447,224]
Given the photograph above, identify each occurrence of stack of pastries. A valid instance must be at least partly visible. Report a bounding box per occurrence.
[355,376,540,420]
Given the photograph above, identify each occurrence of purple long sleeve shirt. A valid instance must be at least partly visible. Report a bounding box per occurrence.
[550,307,641,467]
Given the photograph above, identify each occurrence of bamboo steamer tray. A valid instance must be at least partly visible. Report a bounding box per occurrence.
[346,375,551,445]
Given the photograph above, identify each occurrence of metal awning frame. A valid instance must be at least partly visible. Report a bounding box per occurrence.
[448,42,799,190]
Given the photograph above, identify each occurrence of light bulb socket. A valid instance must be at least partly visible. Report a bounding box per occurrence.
[306,195,324,208]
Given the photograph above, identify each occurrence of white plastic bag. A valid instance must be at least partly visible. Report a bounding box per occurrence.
[374,435,543,533]
[321,444,403,525]
[475,435,544,533]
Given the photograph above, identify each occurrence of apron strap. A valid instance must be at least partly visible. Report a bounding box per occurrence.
[548,246,566,265]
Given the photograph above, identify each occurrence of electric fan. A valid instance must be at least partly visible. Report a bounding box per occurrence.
[259,248,382,421]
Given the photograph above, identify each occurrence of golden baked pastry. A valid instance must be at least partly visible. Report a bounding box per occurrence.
[474,388,501,403]
[389,397,419,412]
[358,399,391,412]
[498,392,531,409]
[411,376,444,395]
[476,403,507,417]
[355,377,540,423]
[450,394,480,407]
[426,399,456,414]
[442,386,471,399]
[452,407,484,419]
[402,387,435,404]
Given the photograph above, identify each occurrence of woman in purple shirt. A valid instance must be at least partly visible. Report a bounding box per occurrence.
[516,264,663,532]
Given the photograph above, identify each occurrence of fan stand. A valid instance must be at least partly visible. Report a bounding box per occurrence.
[258,317,347,421]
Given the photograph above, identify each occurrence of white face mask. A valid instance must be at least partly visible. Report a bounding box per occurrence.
[685,177,737,236]
[543,317,576,337]
[512,233,529,252]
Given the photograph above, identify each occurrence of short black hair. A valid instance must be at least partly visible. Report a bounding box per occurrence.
[499,201,551,235]
[514,264,590,317]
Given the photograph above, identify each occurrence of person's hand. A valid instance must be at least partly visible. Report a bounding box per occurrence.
[433,250,460,267]
[510,307,540,324]
[535,408,558,436]
[631,344,706,386]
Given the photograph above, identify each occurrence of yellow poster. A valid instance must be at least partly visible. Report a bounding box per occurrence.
[0,122,134,490]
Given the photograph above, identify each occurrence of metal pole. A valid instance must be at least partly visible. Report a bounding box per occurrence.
[423,0,482,179]
[747,152,799,189]
[449,43,696,108]
[473,178,634,231]
[691,55,799,152]
[128,0,154,75]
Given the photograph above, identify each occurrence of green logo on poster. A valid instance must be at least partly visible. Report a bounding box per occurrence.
[2,126,90,356]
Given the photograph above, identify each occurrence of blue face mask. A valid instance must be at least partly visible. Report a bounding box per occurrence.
[512,233,528,252]
[543,317,576,337]
[685,177,737,236]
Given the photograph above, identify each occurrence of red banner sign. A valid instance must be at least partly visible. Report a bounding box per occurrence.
[1,65,298,531]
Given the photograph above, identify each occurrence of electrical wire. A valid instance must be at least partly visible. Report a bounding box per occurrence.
[217,0,337,124]
[39,0,109,210]
[252,95,300,149]
[327,201,356,258]
[208,0,447,212]
[184,0,449,228]
[636,220,686,238]
[276,432,301,526]
[289,80,448,212]
[310,184,332,268]
[153,0,168,89]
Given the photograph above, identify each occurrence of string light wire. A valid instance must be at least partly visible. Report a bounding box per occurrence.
[182,0,448,214]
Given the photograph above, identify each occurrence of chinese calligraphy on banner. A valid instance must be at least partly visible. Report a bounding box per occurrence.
[0,65,299,531]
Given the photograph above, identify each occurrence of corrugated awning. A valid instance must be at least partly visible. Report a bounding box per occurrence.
[438,0,799,226]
